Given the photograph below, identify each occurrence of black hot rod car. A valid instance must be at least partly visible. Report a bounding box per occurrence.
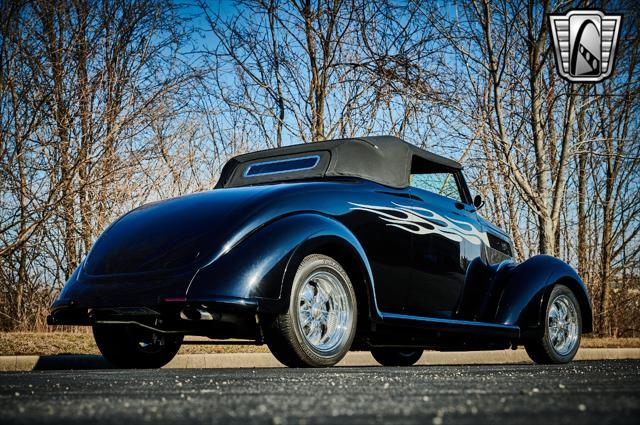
[49,136,592,368]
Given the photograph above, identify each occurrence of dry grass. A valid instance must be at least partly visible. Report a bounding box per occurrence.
[580,336,640,348]
[0,332,101,356]
[0,332,637,356]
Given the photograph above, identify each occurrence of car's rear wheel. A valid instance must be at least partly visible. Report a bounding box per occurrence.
[524,284,582,364]
[371,348,423,366]
[265,254,357,367]
[93,324,183,369]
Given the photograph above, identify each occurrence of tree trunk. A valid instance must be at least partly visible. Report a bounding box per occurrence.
[41,2,77,277]
[267,2,285,147]
[76,0,93,255]
[576,94,588,279]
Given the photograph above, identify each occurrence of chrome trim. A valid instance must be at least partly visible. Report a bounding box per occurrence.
[244,155,320,177]
[179,308,214,321]
[380,312,520,333]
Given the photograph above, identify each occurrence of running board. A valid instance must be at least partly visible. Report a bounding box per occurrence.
[379,313,520,338]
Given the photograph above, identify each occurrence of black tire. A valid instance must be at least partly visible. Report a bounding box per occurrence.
[265,254,357,367]
[93,324,183,369]
[371,348,424,366]
[525,284,582,364]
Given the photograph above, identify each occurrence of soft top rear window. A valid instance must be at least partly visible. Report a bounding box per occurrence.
[244,155,320,177]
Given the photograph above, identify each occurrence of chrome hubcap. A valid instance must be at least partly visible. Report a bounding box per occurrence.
[296,270,353,355]
[548,295,579,356]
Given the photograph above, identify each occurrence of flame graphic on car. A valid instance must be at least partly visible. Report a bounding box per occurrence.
[349,202,489,246]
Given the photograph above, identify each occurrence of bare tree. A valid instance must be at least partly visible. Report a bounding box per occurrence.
[0,0,201,330]
[0,0,637,336]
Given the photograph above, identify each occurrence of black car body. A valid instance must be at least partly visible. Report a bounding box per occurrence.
[49,136,592,367]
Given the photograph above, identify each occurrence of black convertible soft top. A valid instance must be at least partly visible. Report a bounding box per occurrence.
[215,135,461,189]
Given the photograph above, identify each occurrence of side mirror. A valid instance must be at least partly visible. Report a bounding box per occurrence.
[473,194,484,209]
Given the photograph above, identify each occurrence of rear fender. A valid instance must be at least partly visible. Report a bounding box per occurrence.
[186,213,377,317]
[279,231,379,321]
[494,255,593,336]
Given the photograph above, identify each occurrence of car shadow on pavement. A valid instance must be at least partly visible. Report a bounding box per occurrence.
[34,355,113,370]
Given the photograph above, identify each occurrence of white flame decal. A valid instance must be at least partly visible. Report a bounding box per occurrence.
[349,202,489,246]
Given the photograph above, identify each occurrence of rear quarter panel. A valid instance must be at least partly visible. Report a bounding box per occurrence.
[187,179,411,317]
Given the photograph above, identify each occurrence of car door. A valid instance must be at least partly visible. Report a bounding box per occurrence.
[343,186,414,314]
[405,169,483,318]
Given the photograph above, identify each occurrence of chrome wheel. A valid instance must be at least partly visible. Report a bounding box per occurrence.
[266,254,357,368]
[296,269,354,356]
[548,294,579,356]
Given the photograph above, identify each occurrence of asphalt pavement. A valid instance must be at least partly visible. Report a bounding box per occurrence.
[0,360,638,424]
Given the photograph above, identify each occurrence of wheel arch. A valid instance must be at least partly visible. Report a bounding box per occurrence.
[280,232,378,330]
[494,255,593,336]
[188,212,378,324]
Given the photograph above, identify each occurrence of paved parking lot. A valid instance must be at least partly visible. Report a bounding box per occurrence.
[1,360,638,424]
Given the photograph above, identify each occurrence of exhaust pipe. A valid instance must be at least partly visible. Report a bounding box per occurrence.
[180,308,214,321]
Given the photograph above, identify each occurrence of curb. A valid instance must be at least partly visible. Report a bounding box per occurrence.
[0,348,638,372]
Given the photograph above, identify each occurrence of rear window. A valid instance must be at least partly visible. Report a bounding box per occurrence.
[244,155,320,177]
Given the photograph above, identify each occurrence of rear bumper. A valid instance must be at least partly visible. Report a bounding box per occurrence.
[47,297,262,339]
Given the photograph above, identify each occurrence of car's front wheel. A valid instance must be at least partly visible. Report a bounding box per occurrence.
[524,284,582,364]
[93,324,183,369]
[265,254,357,367]
[371,348,423,366]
